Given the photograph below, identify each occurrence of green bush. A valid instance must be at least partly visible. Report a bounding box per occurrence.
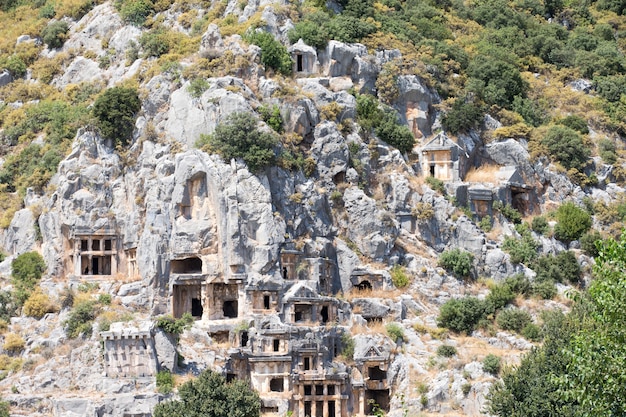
[493,201,522,224]
[486,283,515,311]
[438,248,474,278]
[41,21,69,49]
[390,265,410,288]
[65,300,97,338]
[118,0,154,26]
[386,322,405,342]
[98,293,112,305]
[503,274,531,296]
[441,97,484,134]
[425,176,446,194]
[437,344,457,357]
[92,87,141,146]
[287,11,329,49]
[341,332,355,358]
[482,354,501,375]
[11,252,46,306]
[557,114,589,134]
[521,322,542,341]
[533,251,581,285]
[245,31,292,75]
[0,398,8,417]
[531,216,549,235]
[374,110,415,154]
[23,290,55,319]
[437,297,486,333]
[502,233,538,265]
[0,292,16,322]
[531,280,557,299]
[580,230,602,257]
[4,55,26,78]
[553,202,591,243]
[598,138,618,165]
[156,313,194,335]
[479,215,492,232]
[197,112,278,172]
[258,104,283,133]
[540,125,590,171]
[187,78,209,98]
[139,26,171,57]
[156,369,174,393]
[496,308,532,332]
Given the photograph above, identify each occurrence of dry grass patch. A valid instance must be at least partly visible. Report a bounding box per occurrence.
[464,164,503,183]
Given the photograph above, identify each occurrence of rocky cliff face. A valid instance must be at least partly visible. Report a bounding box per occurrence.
[0,1,621,416]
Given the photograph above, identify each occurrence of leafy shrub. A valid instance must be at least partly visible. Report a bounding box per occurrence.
[386,322,405,342]
[531,216,549,235]
[390,265,410,288]
[493,201,522,224]
[11,252,46,306]
[287,11,329,49]
[3,55,26,78]
[23,290,55,319]
[540,125,590,171]
[425,176,446,194]
[258,104,283,133]
[533,251,581,285]
[580,230,602,257]
[197,112,278,172]
[503,274,531,296]
[502,232,538,265]
[187,78,209,98]
[92,87,141,147]
[438,248,474,278]
[156,313,194,335]
[119,0,154,25]
[598,138,618,165]
[437,297,486,333]
[531,280,557,299]
[482,354,501,375]
[2,333,24,355]
[0,398,8,417]
[467,57,527,108]
[442,97,484,134]
[139,26,171,57]
[521,323,542,341]
[557,114,589,134]
[553,202,591,243]
[41,21,69,49]
[65,300,97,338]
[245,31,292,75]
[496,308,532,332]
[0,292,16,323]
[98,293,112,305]
[437,344,457,357]
[479,215,492,232]
[341,332,355,358]
[374,110,415,153]
[486,283,515,311]
[156,369,174,393]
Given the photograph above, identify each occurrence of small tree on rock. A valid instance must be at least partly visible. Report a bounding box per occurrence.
[92,87,141,146]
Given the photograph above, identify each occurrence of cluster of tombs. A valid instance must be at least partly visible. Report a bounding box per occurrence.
[94,240,393,417]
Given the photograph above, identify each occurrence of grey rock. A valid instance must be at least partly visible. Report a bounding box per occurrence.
[16,34,31,44]
[154,328,178,372]
[3,208,36,256]
[0,70,11,86]
[351,298,390,319]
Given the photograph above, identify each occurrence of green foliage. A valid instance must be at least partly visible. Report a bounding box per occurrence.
[92,87,141,146]
[425,176,446,194]
[3,55,26,78]
[540,125,590,172]
[486,282,515,311]
[482,354,501,375]
[64,300,97,338]
[442,97,484,134]
[386,322,405,342]
[493,201,522,224]
[11,252,46,306]
[390,264,410,288]
[580,230,602,257]
[139,26,171,57]
[557,114,589,134]
[98,293,112,305]
[258,105,283,133]
[530,279,557,299]
[374,110,415,153]
[533,251,581,285]
[438,248,474,278]
[245,31,292,75]
[153,369,261,417]
[530,216,549,235]
[467,57,527,108]
[553,202,591,243]
[598,138,618,165]
[23,290,55,319]
[496,308,532,333]
[156,369,174,394]
[521,322,542,341]
[0,292,17,323]
[479,215,492,232]
[156,313,194,335]
[437,297,486,334]
[118,0,154,26]
[287,11,329,49]
[41,21,69,49]
[197,112,278,172]
[0,398,8,417]
[187,78,209,98]
[502,230,538,265]
[503,274,531,296]
[341,332,355,358]
[436,344,457,357]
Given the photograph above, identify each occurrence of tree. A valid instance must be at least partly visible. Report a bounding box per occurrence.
[92,87,141,146]
[11,251,46,306]
[41,21,69,49]
[438,248,474,278]
[437,297,486,333]
[541,125,590,171]
[197,112,277,172]
[553,202,591,243]
[245,31,292,75]
[153,369,261,417]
